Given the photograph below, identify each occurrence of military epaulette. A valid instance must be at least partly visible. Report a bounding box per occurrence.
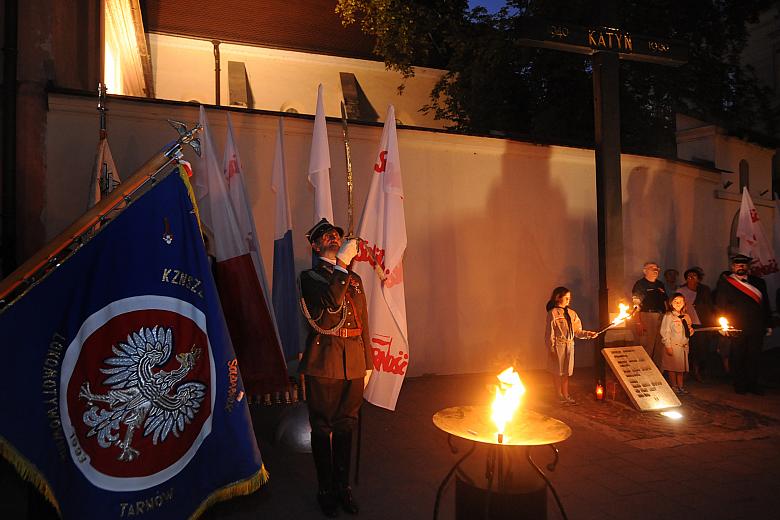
[302,270,329,284]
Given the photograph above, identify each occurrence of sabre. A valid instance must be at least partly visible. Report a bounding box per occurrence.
[339,103,386,282]
[594,304,639,337]
[340,102,355,236]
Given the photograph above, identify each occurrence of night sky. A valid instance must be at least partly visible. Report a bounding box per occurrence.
[468,0,507,12]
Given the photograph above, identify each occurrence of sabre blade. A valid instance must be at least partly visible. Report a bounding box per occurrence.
[340,102,355,235]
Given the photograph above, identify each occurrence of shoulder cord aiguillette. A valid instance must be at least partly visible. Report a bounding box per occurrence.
[298,277,348,335]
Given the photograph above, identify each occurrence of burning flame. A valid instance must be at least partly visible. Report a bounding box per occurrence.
[491,367,526,441]
[611,303,633,325]
[719,317,730,332]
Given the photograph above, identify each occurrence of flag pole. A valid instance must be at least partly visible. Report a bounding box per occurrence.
[0,122,202,309]
[96,82,117,200]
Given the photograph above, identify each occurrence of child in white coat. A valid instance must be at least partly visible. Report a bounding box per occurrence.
[660,293,694,394]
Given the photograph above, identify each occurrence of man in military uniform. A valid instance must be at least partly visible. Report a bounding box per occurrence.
[299,218,372,517]
[632,261,668,367]
[715,254,772,395]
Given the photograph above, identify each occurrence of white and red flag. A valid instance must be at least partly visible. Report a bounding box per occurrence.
[308,84,334,224]
[353,105,409,411]
[195,106,287,396]
[737,188,778,276]
[88,137,121,208]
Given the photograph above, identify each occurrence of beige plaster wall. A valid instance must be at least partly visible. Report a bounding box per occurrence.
[147,33,445,128]
[46,94,757,377]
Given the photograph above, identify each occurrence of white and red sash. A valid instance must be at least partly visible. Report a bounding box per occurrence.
[726,274,763,304]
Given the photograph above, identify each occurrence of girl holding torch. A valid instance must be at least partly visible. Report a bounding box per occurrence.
[660,293,694,394]
[545,287,598,404]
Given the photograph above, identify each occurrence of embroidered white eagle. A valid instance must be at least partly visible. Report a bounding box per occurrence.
[79,325,207,462]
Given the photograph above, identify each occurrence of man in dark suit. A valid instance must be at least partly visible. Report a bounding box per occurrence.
[715,254,772,394]
[299,218,372,517]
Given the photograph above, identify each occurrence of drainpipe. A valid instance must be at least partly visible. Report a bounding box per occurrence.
[2,0,19,276]
[212,40,221,106]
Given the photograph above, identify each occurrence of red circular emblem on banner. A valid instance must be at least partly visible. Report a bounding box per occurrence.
[65,308,211,479]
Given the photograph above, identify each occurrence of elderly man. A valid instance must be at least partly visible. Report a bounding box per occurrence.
[299,218,373,517]
[715,254,772,395]
[632,262,668,366]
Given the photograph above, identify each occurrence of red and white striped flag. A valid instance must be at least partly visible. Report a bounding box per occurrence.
[353,105,409,411]
[737,188,778,276]
[194,106,287,396]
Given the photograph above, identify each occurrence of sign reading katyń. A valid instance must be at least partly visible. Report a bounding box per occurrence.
[515,18,688,66]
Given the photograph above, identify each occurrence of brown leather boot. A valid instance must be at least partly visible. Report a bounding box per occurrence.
[332,431,359,514]
[311,433,338,517]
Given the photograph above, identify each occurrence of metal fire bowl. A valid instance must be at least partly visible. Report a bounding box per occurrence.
[433,406,571,446]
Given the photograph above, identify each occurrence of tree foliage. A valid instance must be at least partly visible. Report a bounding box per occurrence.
[336,0,778,153]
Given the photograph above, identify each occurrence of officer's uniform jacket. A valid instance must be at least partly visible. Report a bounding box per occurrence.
[714,274,771,332]
[299,260,372,380]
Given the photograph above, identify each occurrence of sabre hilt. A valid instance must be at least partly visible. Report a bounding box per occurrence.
[344,235,387,281]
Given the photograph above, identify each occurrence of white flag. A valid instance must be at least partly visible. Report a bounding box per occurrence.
[195,107,243,260]
[88,138,121,208]
[737,188,778,276]
[353,105,408,411]
[308,84,334,224]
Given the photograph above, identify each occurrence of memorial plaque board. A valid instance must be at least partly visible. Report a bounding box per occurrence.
[602,346,680,411]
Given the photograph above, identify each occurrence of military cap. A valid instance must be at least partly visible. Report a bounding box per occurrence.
[305,218,344,244]
[730,253,753,264]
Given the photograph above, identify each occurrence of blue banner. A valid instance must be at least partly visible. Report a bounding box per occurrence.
[0,171,265,519]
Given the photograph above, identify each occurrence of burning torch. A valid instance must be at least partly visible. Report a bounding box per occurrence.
[696,317,741,334]
[594,303,639,337]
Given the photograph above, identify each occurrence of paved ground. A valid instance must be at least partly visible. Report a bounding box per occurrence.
[203,362,780,520]
[3,360,780,519]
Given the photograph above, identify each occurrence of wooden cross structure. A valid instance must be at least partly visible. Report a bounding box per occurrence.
[515,10,688,378]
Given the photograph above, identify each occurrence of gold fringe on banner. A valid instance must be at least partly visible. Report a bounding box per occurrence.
[0,436,61,515]
[2,433,269,520]
[189,464,270,520]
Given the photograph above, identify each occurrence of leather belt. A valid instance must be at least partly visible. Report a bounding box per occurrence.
[339,328,362,338]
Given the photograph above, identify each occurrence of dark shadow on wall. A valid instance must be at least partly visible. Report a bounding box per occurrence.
[409,142,599,380]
